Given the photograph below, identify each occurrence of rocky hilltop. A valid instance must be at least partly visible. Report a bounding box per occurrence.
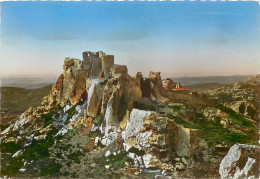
[1,51,259,178]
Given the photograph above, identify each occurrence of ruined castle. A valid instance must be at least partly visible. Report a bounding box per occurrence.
[82,51,114,79]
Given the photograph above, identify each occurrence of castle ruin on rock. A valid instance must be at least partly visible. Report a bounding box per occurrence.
[82,51,114,79]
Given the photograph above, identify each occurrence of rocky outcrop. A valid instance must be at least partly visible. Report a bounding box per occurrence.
[219,144,260,179]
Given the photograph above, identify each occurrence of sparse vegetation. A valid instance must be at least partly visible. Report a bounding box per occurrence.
[67,151,84,164]
[1,141,22,154]
[133,101,156,111]
[247,106,256,119]
[42,105,62,127]
[1,127,59,176]
[100,79,108,86]
[216,105,254,128]
[63,127,78,139]
[65,106,77,125]
[167,113,253,147]
[168,105,182,111]
[128,147,145,156]
[93,115,104,125]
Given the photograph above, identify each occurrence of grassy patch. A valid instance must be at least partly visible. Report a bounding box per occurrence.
[168,105,182,111]
[167,114,197,129]
[167,114,253,147]
[216,105,254,128]
[42,105,62,127]
[133,101,156,111]
[194,118,252,147]
[22,128,58,161]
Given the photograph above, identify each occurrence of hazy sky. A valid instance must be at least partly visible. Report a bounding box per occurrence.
[1,1,260,78]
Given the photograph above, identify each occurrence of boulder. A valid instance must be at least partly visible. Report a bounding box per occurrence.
[219,144,260,179]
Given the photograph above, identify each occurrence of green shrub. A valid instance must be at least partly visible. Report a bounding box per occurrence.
[93,115,104,125]
[167,114,197,129]
[96,141,106,148]
[128,147,145,156]
[0,156,23,176]
[99,80,108,86]
[239,103,246,114]
[168,105,181,111]
[40,160,62,176]
[1,142,22,154]
[90,130,101,138]
[42,105,62,127]
[133,101,156,111]
[63,127,78,139]
[67,151,84,164]
[65,106,77,125]
[62,144,72,151]
[71,172,79,178]
[105,151,134,167]
[247,106,256,119]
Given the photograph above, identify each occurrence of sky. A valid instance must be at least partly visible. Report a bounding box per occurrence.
[1,1,260,79]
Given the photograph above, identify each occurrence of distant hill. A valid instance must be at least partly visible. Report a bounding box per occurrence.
[1,77,56,89]
[171,75,249,86]
[185,83,232,91]
[1,85,52,113]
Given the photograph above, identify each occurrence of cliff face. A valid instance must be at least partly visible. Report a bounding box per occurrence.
[1,51,259,178]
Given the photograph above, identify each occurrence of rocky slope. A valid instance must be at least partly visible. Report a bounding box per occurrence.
[1,51,259,178]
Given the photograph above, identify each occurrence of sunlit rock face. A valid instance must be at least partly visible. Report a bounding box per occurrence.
[219,144,260,179]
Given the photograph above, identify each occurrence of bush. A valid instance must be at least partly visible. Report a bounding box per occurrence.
[93,115,104,125]
[40,160,62,176]
[128,147,145,156]
[65,106,77,125]
[133,101,156,111]
[63,127,78,139]
[67,151,84,164]
[1,142,22,154]
[168,105,181,111]
[99,79,108,86]
[42,105,62,127]
[247,106,256,119]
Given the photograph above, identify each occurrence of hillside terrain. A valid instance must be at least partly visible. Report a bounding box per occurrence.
[1,51,259,178]
[0,86,52,129]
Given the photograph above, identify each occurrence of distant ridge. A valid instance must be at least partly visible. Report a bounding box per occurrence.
[1,77,57,89]
[171,75,250,86]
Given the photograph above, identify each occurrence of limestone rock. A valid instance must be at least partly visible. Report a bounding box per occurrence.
[70,69,87,105]
[219,144,260,179]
